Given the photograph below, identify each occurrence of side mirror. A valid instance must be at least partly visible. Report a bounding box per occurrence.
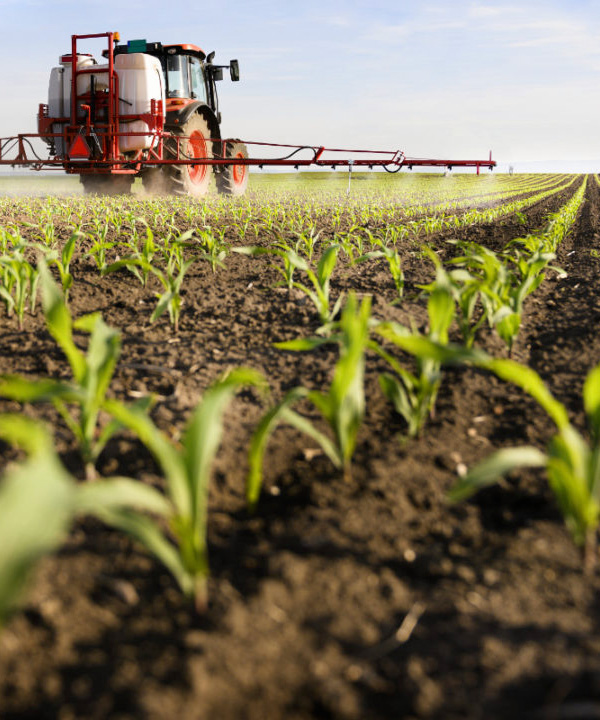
[230,59,240,82]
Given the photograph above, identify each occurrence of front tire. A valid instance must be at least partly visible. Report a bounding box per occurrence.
[215,140,249,196]
[164,112,213,197]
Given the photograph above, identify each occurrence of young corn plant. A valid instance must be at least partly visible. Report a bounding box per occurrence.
[287,243,343,325]
[446,240,531,354]
[359,238,405,303]
[0,262,140,478]
[421,247,486,349]
[386,336,600,573]
[0,414,76,627]
[247,294,371,508]
[233,239,301,291]
[449,355,600,573]
[103,225,158,286]
[148,257,194,333]
[0,248,40,328]
[0,414,172,628]
[374,283,455,437]
[46,230,82,300]
[86,232,116,273]
[195,226,229,273]
[295,227,322,262]
[103,368,266,610]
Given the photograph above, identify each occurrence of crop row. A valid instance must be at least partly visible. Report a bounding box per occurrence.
[0,174,593,626]
[0,175,577,333]
[0,172,568,238]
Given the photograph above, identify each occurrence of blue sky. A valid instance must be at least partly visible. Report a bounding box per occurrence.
[1,0,600,171]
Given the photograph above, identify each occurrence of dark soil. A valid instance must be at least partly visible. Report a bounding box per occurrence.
[1,175,600,720]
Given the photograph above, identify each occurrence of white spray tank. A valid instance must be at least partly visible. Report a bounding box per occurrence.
[47,53,96,156]
[115,53,165,152]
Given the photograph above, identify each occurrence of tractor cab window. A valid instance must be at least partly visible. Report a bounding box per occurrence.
[189,57,207,102]
[166,54,190,98]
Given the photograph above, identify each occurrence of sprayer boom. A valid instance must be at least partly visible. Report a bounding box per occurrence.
[0,135,495,172]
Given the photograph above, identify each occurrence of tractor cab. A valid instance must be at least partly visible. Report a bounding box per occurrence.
[111,40,239,124]
[108,37,247,197]
[164,49,207,102]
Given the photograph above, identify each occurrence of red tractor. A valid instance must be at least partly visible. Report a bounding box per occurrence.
[38,32,249,196]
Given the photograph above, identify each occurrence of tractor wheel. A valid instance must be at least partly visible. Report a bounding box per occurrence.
[80,175,133,196]
[164,112,213,197]
[215,140,249,196]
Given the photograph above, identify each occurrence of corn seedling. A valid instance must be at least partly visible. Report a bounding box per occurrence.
[0,263,147,478]
[247,294,371,508]
[374,284,455,437]
[359,238,405,303]
[0,247,39,328]
[449,354,600,573]
[382,334,600,573]
[45,230,81,300]
[85,224,116,272]
[286,243,343,325]
[103,225,158,286]
[148,257,194,332]
[103,368,266,610]
[0,414,173,627]
[195,226,228,273]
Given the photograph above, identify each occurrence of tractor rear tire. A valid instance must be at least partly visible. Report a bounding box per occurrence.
[164,112,213,197]
[215,140,249,196]
[80,175,133,196]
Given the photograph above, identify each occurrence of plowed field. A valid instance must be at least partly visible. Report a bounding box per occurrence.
[1,173,599,720]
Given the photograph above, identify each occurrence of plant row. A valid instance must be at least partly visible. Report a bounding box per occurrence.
[0,176,592,628]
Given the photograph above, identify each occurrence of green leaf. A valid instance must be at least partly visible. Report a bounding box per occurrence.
[0,422,76,625]
[316,244,340,285]
[246,387,308,510]
[285,250,309,272]
[274,336,335,352]
[495,311,520,349]
[231,245,276,257]
[151,290,173,323]
[0,414,53,456]
[281,406,342,468]
[61,231,80,267]
[73,312,102,333]
[40,261,85,382]
[101,257,144,276]
[584,363,600,441]
[0,375,79,404]
[547,426,596,545]
[75,477,172,516]
[484,358,570,430]
[84,314,121,406]
[427,286,454,343]
[184,368,266,533]
[449,446,547,502]
[91,506,194,598]
[103,398,189,517]
[379,372,419,436]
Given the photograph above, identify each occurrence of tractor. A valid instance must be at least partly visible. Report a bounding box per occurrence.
[38,32,249,196]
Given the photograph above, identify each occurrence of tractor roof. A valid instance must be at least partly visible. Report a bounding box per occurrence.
[164,43,205,58]
[111,41,206,60]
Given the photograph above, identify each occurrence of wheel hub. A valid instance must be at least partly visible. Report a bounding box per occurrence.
[188,130,208,184]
